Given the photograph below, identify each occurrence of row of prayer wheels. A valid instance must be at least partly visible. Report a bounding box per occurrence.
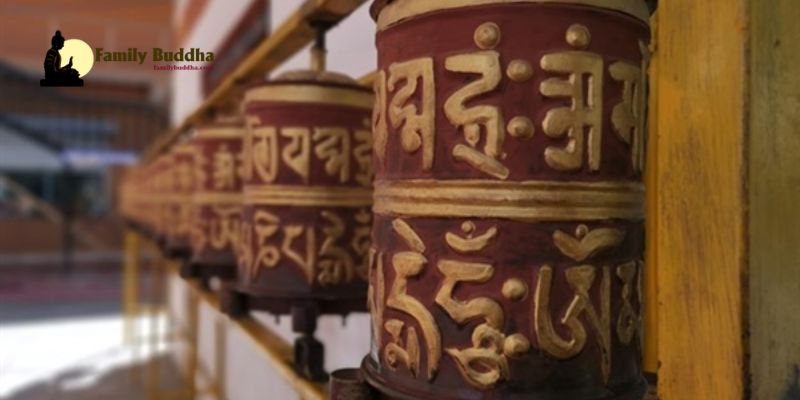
[120,1,653,398]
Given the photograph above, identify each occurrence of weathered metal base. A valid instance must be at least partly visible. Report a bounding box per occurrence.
[329,368,376,400]
[356,357,648,400]
[220,287,366,382]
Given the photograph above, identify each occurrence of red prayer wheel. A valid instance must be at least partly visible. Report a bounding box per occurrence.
[223,70,374,380]
[359,1,651,399]
[151,153,174,247]
[164,143,195,259]
[185,122,245,281]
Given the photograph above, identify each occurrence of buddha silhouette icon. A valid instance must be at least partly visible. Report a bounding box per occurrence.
[40,30,93,87]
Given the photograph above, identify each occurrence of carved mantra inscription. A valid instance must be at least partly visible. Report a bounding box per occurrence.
[368,12,648,396]
[240,111,373,287]
[191,132,244,256]
[373,23,649,178]
[369,221,644,389]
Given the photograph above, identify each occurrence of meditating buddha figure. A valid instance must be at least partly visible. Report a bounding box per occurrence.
[41,30,83,86]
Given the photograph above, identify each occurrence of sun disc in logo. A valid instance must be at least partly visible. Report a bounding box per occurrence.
[60,39,94,78]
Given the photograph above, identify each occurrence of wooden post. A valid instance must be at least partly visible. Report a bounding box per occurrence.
[654,1,800,398]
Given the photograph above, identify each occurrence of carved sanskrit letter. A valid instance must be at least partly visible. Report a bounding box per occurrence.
[540,24,604,171]
[438,260,510,389]
[609,41,649,173]
[317,211,355,286]
[388,58,435,171]
[251,125,279,182]
[313,127,352,183]
[212,144,236,190]
[250,210,281,280]
[384,219,441,380]
[436,221,528,389]
[534,265,612,383]
[280,127,311,183]
[444,48,507,179]
[208,206,241,250]
[282,225,316,284]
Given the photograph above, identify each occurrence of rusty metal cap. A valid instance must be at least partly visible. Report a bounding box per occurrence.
[371,0,652,29]
[242,70,373,110]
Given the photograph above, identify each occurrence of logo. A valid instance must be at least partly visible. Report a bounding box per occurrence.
[40,30,94,87]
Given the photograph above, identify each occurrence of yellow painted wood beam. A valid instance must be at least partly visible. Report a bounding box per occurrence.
[655,1,800,398]
[642,10,659,377]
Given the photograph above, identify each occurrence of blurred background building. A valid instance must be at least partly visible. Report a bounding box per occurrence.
[0,0,170,256]
[0,1,173,398]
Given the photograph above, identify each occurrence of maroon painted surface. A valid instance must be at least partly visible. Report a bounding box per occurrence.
[188,124,244,280]
[375,3,648,183]
[237,80,372,305]
[366,2,649,399]
[165,145,195,258]
[151,153,173,245]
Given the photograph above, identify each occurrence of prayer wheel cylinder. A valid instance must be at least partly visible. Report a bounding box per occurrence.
[230,70,374,381]
[362,1,650,399]
[234,70,374,312]
[186,123,245,281]
[164,143,195,259]
[151,153,173,246]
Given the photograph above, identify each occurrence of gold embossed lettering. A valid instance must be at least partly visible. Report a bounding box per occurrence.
[313,127,351,183]
[444,43,507,179]
[388,58,435,170]
[383,219,441,380]
[317,211,355,286]
[609,41,649,173]
[280,127,311,183]
[540,24,604,171]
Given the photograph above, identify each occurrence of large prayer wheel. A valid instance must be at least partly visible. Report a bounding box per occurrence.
[184,122,245,281]
[361,1,650,399]
[225,69,373,380]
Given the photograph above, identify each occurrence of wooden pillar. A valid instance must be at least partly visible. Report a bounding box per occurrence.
[654,1,800,399]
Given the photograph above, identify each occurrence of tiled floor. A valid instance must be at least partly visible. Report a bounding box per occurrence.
[0,314,178,399]
[4,353,183,400]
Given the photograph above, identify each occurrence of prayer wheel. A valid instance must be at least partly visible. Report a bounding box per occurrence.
[151,153,174,247]
[358,1,651,398]
[222,69,374,380]
[183,122,245,282]
[164,143,195,259]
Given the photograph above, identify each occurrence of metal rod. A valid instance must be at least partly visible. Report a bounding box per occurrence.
[310,21,329,72]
